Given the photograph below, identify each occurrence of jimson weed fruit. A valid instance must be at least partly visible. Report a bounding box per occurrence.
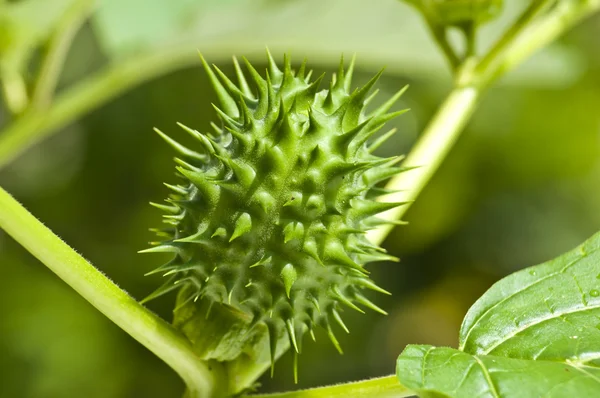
[143,52,409,374]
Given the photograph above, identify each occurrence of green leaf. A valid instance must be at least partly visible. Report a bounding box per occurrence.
[396,232,600,397]
[90,0,582,87]
[460,231,600,364]
[397,345,600,398]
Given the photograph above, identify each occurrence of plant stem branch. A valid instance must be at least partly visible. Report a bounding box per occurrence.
[0,186,221,398]
[367,84,479,246]
[0,44,200,170]
[368,0,600,245]
[30,0,92,110]
[484,0,600,84]
[426,20,460,70]
[475,0,551,78]
[247,375,412,398]
[1,69,28,114]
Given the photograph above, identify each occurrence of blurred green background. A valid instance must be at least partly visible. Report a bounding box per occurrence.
[0,0,599,397]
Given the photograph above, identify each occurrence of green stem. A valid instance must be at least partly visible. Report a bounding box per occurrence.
[30,0,91,110]
[367,83,480,246]
[475,0,550,78]
[369,0,600,245]
[1,69,28,114]
[426,20,460,70]
[461,21,477,59]
[485,0,600,84]
[0,44,200,170]
[247,375,413,398]
[0,186,221,398]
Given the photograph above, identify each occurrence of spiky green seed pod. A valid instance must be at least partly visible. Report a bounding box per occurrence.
[143,52,408,371]
[402,0,503,26]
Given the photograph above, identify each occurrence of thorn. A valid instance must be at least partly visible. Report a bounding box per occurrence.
[323,79,336,112]
[344,53,356,92]
[280,263,297,298]
[236,93,255,129]
[230,212,252,241]
[228,287,235,304]
[286,319,299,353]
[368,128,397,153]
[355,294,388,315]
[209,122,223,137]
[177,122,215,155]
[225,124,253,150]
[363,89,380,109]
[309,296,321,314]
[242,56,268,118]
[227,158,257,188]
[327,323,343,354]
[163,183,187,195]
[333,54,345,92]
[250,255,272,268]
[198,52,238,117]
[267,322,278,377]
[211,227,227,238]
[173,291,198,311]
[369,85,409,118]
[363,165,406,186]
[139,276,179,304]
[282,53,294,87]
[342,68,385,131]
[351,199,407,217]
[283,221,304,243]
[153,128,205,160]
[173,229,206,244]
[138,244,180,254]
[304,69,313,82]
[265,47,282,81]
[232,55,253,98]
[173,157,202,173]
[149,201,179,214]
[331,308,350,333]
[297,58,307,79]
[205,300,215,319]
[357,279,392,295]
[212,64,246,102]
[293,351,299,384]
[331,285,365,313]
[144,261,177,276]
[324,239,367,274]
[176,167,218,200]
[212,103,243,130]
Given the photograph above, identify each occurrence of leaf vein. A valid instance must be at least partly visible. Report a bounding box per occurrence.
[473,355,500,398]
[483,303,600,355]
[460,247,600,351]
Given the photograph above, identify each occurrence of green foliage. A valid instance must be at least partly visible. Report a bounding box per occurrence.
[89,0,575,87]
[144,53,408,369]
[397,345,600,398]
[397,231,600,397]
